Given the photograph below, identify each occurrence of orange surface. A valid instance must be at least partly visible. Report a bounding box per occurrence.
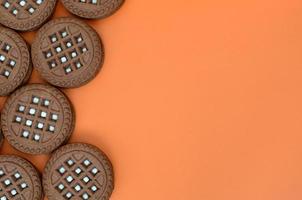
[1,0,302,199]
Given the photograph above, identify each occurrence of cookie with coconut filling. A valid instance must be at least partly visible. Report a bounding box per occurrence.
[61,0,124,19]
[43,143,114,200]
[0,0,57,31]
[1,84,75,154]
[0,155,42,200]
[31,17,104,88]
[0,26,32,96]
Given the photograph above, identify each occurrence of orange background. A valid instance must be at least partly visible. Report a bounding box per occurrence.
[1,0,302,199]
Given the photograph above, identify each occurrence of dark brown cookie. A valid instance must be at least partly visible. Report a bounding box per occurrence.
[1,84,75,155]
[0,26,32,96]
[0,155,42,200]
[61,0,124,19]
[31,17,104,88]
[43,143,114,200]
[0,0,57,31]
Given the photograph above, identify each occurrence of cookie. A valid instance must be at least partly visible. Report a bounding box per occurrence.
[0,155,42,200]
[0,0,57,31]
[0,129,3,148]
[0,26,32,96]
[61,0,124,19]
[43,143,114,200]
[1,84,75,154]
[31,17,104,88]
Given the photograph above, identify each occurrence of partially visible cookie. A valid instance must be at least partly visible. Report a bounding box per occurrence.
[32,17,104,88]
[61,0,124,19]
[0,155,42,200]
[0,129,3,148]
[0,0,57,31]
[0,26,32,96]
[1,84,75,154]
[43,143,114,200]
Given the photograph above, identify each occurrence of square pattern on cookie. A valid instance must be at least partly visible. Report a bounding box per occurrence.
[1,0,45,17]
[55,157,100,199]
[13,95,59,143]
[0,167,29,199]
[43,28,88,75]
[0,41,16,79]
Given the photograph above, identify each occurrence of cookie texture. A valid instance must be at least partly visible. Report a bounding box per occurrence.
[1,84,75,154]
[43,143,114,200]
[0,155,42,200]
[0,26,32,96]
[61,0,124,19]
[0,0,57,31]
[0,129,3,148]
[31,17,104,88]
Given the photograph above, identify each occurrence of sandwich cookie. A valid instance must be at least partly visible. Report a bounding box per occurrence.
[0,26,32,96]
[1,84,75,154]
[43,143,114,200]
[32,17,104,88]
[0,0,57,31]
[0,155,42,200]
[62,0,124,19]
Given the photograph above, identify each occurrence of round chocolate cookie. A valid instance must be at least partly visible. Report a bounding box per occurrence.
[43,143,114,200]
[0,0,57,31]
[0,155,42,200]
[1,84,75,154]
[0,26,32,96]
[31,17,104,88]
[61,0,124,19]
